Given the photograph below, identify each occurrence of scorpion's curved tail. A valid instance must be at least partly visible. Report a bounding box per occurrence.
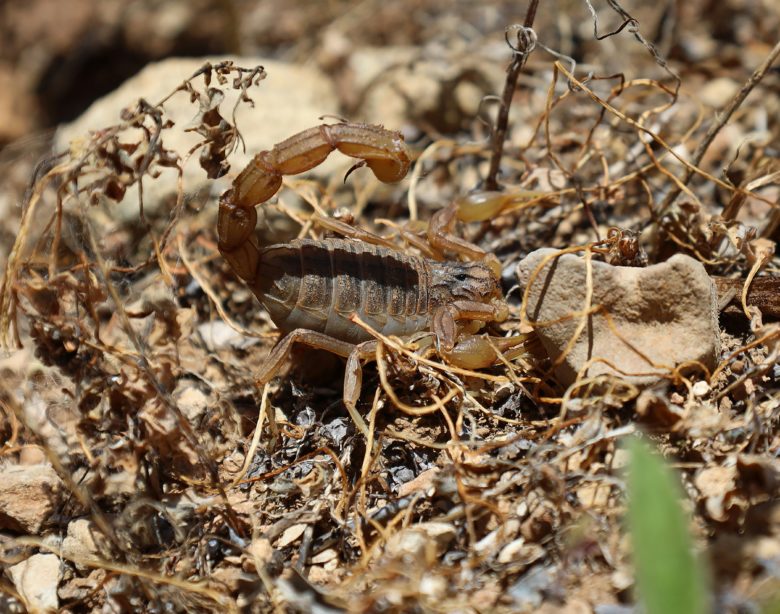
[217,122,411,282]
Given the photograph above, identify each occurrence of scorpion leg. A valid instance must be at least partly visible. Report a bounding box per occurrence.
[428,202,487,261]
[427,190,546,275]
[310,213,399,251]
[257,329,376,437]
[344,340,381,436]
[428,201,502,277]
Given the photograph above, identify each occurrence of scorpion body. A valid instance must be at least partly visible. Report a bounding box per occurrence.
[217,121,517,434]
[255,237,501,344]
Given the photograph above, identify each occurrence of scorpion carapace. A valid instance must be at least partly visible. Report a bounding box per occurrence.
[217,121,519,435]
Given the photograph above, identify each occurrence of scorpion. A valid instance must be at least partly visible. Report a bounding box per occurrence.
[217,121,520,434]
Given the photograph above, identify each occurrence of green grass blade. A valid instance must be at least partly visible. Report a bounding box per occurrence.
[626,437,710,614]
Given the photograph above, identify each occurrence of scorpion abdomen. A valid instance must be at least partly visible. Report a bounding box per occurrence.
[256,238,431,344]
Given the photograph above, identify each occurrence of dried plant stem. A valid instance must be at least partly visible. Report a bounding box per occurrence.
[659,39,780,214]
[485,0,540,191]
[78,199,246,537]
[229,383,270,487]
[13,537,238,612]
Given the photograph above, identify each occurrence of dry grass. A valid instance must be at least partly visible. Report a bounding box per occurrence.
[1,1,779,612]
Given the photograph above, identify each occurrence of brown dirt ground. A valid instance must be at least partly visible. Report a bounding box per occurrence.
[0,1,778,612]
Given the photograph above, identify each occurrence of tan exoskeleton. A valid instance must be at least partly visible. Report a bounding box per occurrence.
[217,122,519,434]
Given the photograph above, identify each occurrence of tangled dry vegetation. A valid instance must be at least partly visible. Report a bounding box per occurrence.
[0,1,779,612]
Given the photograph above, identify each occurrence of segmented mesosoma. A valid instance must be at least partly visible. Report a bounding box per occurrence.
[253,236,501,344]
[217,122,516,433]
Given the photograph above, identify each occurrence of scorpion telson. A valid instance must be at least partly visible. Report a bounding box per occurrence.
[217,121,520,435]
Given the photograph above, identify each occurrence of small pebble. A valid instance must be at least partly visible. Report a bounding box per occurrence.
[692,380,710,397]
[19,446,46,465]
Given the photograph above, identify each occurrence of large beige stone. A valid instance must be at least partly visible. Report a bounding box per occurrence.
[55,56,340,224]
[9,553,61,612]
[0,463,62,533]
[516,249,720,387]
[61,518,107,565]
[347,45,509,132]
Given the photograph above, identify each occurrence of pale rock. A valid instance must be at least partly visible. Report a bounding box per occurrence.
[310,547,338,565]
[347,46,424,126]
[610,567,634,591]
[9,553,61,612]
[498,537,526,564]
[347,46,507,131]
[174,384,210,422]
[679,35,717,62]
[0,463,62,533]
[692,380,710,397]
[699,77,740,109]
[695,465,736,522]
[197,320,260,351]
[469,584,502,610]
[396,467,440,498]
[474,518,521,556]
[61,518,104,564]
[276,523,307,548]
[610,448,631,470]
[209,566,243,592]
[418,574,446,599]
[306,565,337,585]
[383,521,456,559]
[752,535,780,562]
[18,445,46,465]
[55,56,339,226]
[516,249,720,387]
[684,400,726,438]
[58,569,108,602]
[222,450,246,475]
[576,482,611,509]
[0,63,35,142]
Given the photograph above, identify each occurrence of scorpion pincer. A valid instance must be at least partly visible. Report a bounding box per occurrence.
[217,121,518,434]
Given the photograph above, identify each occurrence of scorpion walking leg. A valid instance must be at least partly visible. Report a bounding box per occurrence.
[428,202,502,277]
[310,213,399,251]
[344,340,380,436]
[428,203,487,261]
[257,329,377,437]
